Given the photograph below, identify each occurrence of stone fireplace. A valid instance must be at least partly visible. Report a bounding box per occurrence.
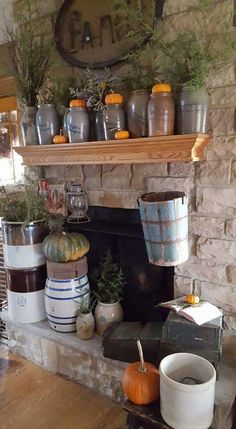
[68,205,174,323]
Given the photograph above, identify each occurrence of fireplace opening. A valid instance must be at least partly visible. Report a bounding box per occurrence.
[68,206,174,323]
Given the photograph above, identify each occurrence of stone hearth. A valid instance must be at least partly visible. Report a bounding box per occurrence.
[1,310,236,429]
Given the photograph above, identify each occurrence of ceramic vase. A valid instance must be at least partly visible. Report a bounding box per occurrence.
[76,311,95,340]
[95,110,106,141]
[62,107,69,138]
[36,104,60,145]
[94,301,123,336]
[67,106,90,143]
[21,106,39,146]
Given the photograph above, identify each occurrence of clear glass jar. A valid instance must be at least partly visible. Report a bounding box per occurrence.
[102,104,125,140]
[148,85,175,136]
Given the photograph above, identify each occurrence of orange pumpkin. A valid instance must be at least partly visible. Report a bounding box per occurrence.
[115,130,129,140]
[69,99,86,108]
[185,294,200,305]
[152,83,172,93]
[53,130,68,144]
[121,340,160,405]
[105,93,123,105]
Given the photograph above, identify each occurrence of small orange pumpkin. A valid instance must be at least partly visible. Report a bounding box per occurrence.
[69,99,86,108]
[105,93,123,105]
[152,83,172,93]
[115,130,129,140]
[53,130,68,144]
[121,340,160,405]
[185,294,200,305]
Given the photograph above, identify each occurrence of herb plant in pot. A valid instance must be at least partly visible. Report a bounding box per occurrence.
[94,248,125,336]
[6,0,53,146]
[0,186,48,323]
[76,295,96,340]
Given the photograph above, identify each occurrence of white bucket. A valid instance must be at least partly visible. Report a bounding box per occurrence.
[159,353,216,429]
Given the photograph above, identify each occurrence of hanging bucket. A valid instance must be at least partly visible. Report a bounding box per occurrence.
[138,191,188,266]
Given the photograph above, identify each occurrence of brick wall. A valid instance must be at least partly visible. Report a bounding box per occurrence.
[15,0,236,317]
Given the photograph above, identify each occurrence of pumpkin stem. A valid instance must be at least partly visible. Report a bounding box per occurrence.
[137,339,146,373]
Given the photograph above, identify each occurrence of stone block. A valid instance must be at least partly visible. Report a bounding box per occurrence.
[41,337,58,372]
[230,160,236,184]
[223,314,236,334]
[132,163,168,177]
[147,177,193,197]
[197,237,236,264]
[87,189,104,206]
[163,0,200,15]
[176,256,228,284]
[209,108,236,136]
[206,135,236,161]
[131,163,168,189]
[65,165,84,182]
[195,160,231,185]
[226,266,236,284]
[210,85,236,108]
[44,165,66,179]
[174,275,193,298]
[190,215,225,238]
[222,331,236,360]
[206,62,236,88]
[103,190,141,209]
[37,0,57,17]
[194,279,236,313]
[168,162,195,177]
[102,164,132,189]
[225,219,236,237]
[84,165,102,188]
[196,187,236,216]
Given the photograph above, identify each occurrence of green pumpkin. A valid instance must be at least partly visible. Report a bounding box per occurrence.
[42,231,90,262]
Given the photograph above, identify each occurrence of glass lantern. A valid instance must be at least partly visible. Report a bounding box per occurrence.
[66,184,90,223]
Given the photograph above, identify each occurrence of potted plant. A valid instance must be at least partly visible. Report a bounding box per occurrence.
[76,294,97,340]
[36,78,60,145]
[94,248,126,335]
[5,0,53,146]
[0,185,48,323]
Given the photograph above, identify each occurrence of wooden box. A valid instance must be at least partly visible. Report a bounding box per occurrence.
[46,256,88,279]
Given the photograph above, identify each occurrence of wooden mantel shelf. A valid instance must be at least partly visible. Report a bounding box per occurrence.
[14,134,210,166]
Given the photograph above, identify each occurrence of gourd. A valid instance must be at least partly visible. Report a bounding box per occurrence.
[53,130,68,144]
[152,83,172,93]
[42,231,90,263]
[69,99,87,108]
[115,130,129,140]
[105,93,124,105]
[185,294,200,305]
[121,340,160,405]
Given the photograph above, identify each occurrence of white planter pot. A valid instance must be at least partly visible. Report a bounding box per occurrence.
[94,301,123,336]
[76,312,95,340]
[159,353,216,429]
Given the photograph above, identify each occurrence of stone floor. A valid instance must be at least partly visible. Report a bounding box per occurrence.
[1,311,236,429]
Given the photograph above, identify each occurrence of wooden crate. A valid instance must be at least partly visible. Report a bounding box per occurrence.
[46,256,88,279]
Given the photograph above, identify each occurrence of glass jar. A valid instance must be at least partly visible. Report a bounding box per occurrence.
[103,102,125,141]
[148,84,175,136]
[127,90,150,137]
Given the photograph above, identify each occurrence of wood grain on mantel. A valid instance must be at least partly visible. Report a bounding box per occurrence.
[14,134,210,166]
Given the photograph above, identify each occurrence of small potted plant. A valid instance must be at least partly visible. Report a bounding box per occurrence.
[76,294,97,340]
[94,248,126,335]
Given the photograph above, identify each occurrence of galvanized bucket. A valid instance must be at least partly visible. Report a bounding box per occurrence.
[138,191,188,266]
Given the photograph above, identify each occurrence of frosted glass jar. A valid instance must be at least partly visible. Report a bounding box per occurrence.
[103,104,125,140]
